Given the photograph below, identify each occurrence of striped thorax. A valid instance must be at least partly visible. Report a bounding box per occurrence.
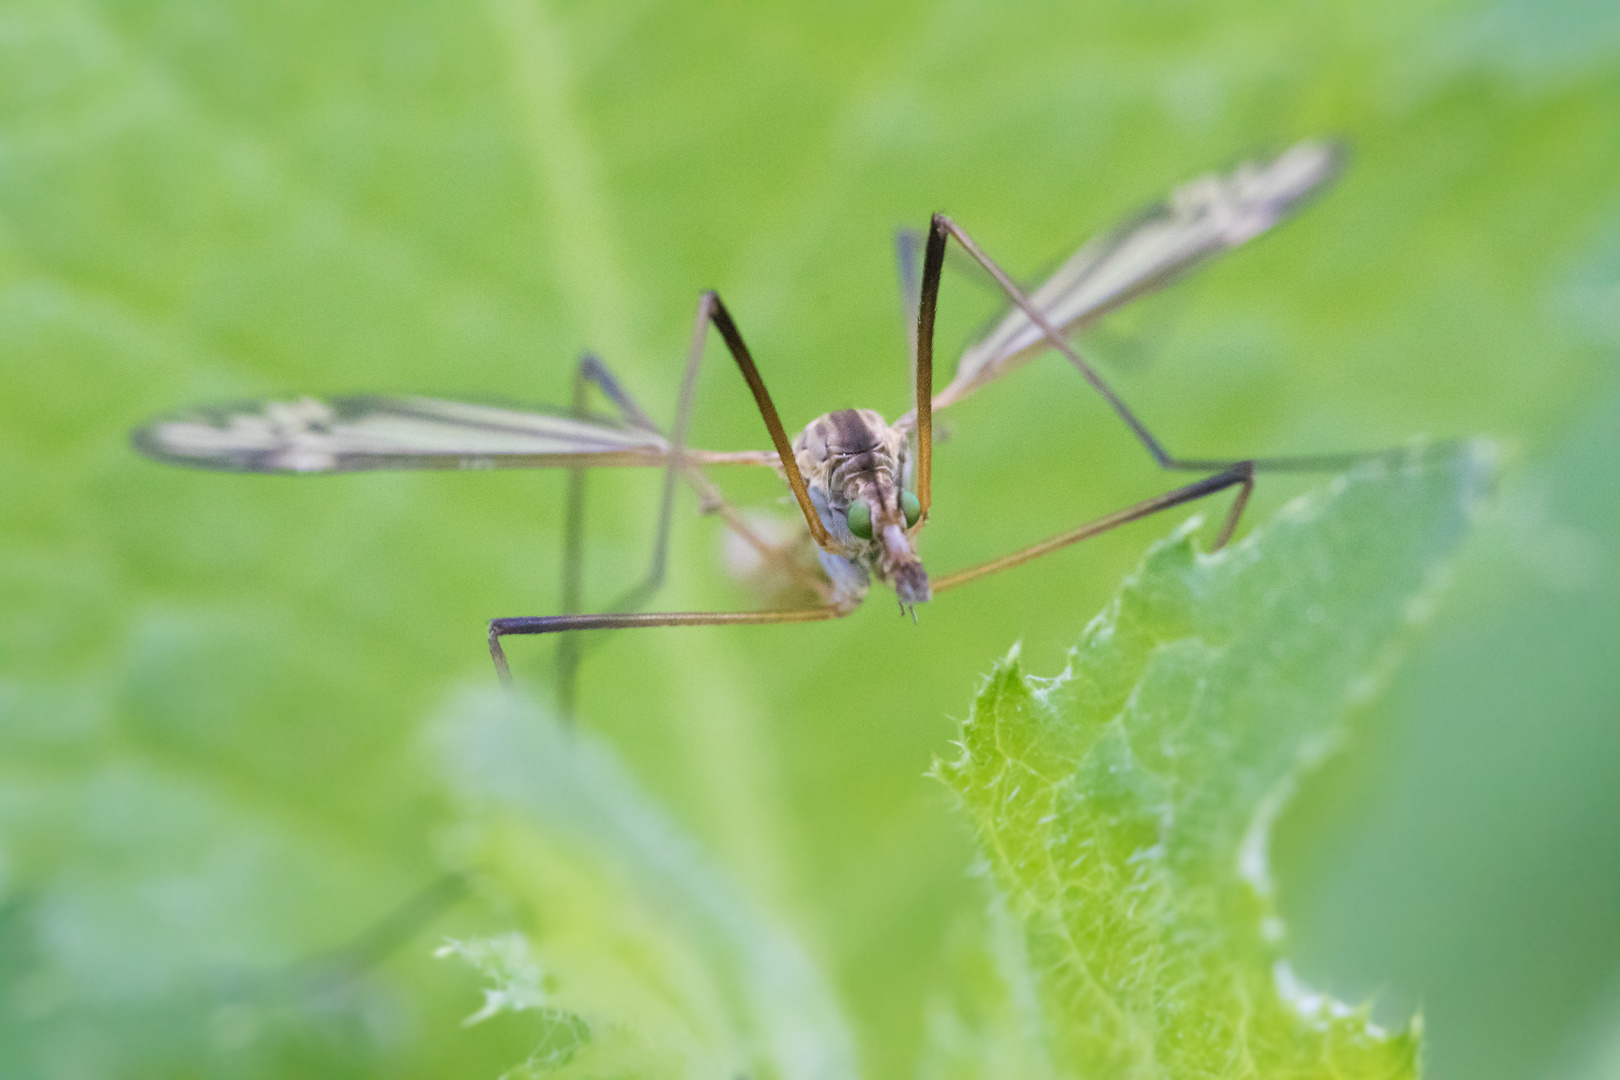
[792,408,930,607]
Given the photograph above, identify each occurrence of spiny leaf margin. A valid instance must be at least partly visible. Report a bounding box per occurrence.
[933,444,1492,1079]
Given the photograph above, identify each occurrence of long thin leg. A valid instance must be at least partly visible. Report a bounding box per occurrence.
[593,300,705,620]
[493,290,841,692]
[555,352,678,718]
[555,359,594,717]
[701,291,836,548]
[913,221,947,520]
[932,461,1255,594]
[919,213,1378,475]
[491,604,850,690]
[572,353,818,587]
[553,351,827,715]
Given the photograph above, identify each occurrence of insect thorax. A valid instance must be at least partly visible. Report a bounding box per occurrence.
[789,408,930,606]
[793,408,909,513]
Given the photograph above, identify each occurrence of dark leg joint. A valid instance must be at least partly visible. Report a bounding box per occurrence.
[1213,460,1256,550]
[488,621,515,691]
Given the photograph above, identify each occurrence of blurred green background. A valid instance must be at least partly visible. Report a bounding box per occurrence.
[2,1,1617,1077]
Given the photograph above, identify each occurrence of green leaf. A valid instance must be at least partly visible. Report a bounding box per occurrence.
[3,0,1616,1076]
[435,934,594,1075]
[932,445,1492,1078]
[431,690,858,1080]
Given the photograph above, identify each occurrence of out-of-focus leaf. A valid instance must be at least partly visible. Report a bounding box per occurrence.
[1280,376,1620,1079]
[931,446,1491,1078]
[1,0,1617,1076]
[435,934,593,1076]
[432,690,857,1080]
[1539,971,1620,1080]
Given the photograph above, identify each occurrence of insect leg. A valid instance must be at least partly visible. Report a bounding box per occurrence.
[931,461,1255,594]
[592,311,703,618]
[571,353,814,590]
[912,219,947,520]
[556,351,679,717]
[499,290,848,696]
[693,292,836,547]
[490,604,853,691]
[928,214,1388,475]
[554,357,595,717]
[553,351,828,717]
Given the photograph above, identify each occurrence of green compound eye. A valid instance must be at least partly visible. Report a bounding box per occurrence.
[845,498,873,540]
[902,489,921,528]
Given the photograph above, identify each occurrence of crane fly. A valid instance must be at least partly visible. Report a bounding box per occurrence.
[133,141,1382,714]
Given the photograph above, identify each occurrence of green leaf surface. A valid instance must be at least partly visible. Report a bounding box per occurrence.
[431,690,858,1080]
[2,1,1616,1077]
[934,446,1491,1078]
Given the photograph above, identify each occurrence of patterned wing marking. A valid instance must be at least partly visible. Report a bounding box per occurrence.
[131,395,677,473]
[936,141,1344,410]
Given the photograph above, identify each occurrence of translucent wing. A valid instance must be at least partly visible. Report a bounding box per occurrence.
[132,395,746,473]
[935,141,1344,410]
